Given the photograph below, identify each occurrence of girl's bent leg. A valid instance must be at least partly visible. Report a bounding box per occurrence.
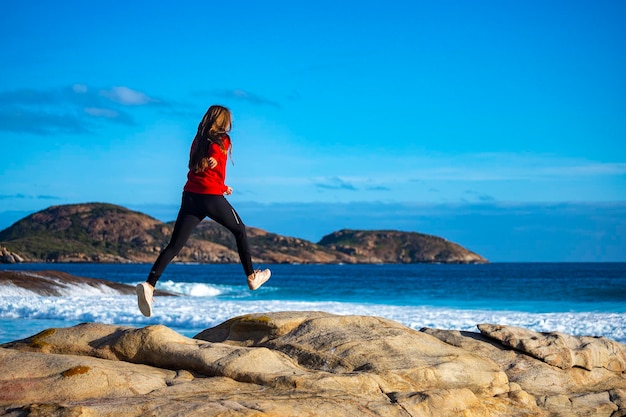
[202,195,255,276]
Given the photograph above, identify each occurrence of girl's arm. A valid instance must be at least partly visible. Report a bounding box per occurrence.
[207,141,222,169]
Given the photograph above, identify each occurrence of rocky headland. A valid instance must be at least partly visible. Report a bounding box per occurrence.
[0,270,176,297]
[0,203,487,264]
[1,311,625,417]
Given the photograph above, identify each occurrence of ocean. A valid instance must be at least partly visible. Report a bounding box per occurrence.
[1,262,625,344]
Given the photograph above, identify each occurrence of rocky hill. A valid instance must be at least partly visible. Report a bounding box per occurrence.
[319,229,485,263]
[0,203,487,264]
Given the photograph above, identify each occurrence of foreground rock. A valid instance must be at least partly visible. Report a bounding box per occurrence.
[1,312,624,417]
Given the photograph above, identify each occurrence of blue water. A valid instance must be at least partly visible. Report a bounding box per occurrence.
[1,263,625,344]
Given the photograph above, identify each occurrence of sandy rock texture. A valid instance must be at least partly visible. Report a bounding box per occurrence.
[0,246,24,264]
[1,311,624,417]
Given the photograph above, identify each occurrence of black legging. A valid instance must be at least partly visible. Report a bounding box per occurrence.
[147,191,254,287]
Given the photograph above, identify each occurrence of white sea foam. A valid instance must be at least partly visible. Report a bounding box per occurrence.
[158,280,223,297]
[0,294,624,344]
[0,277,124,297]
[54,282,124,297]
[0,283,41,297]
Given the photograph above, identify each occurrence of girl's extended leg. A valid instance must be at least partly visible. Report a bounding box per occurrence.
[147,194,204,287]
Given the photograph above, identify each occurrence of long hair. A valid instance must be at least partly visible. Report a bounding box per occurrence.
[189,105,232,173]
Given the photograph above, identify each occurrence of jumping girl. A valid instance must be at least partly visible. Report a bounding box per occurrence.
[136,105,271,317]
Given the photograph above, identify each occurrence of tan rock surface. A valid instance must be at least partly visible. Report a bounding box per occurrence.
[0,245,25,263]
[423,326,626,417]
[0,347,177,405]
[196,312,509,396]
[0,311,624,416]
[478,323,626,371]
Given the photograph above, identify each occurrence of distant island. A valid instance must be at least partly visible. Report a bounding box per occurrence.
[0,203,487,264]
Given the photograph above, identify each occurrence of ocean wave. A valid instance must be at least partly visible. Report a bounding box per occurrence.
[158,280,225,297]
[55,282,124,297]
[0,283,42,297]
[0,295,624,344]
[0,278,235,299]
[0,282,124,297]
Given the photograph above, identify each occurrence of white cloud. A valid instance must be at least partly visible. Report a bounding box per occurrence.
[337,152,626,182]
[208,88,280,108]
[314,177,358,191]
[0,84,166,134]
[225,150,626,204]
[100,86,153,106]
[541,162,626,176]
[72,84,88,94]
[84,107,119,118]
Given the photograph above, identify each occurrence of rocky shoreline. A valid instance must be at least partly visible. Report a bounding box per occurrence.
[1,311,625,417]
[0,269,176,297]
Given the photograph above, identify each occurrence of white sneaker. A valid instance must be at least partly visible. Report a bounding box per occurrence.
[248,269,271,290]
[136,282,154,317]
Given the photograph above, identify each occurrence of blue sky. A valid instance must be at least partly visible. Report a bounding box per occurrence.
[1,0,625,261]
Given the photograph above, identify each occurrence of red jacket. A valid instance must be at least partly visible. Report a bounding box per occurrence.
[183,135,230,195]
